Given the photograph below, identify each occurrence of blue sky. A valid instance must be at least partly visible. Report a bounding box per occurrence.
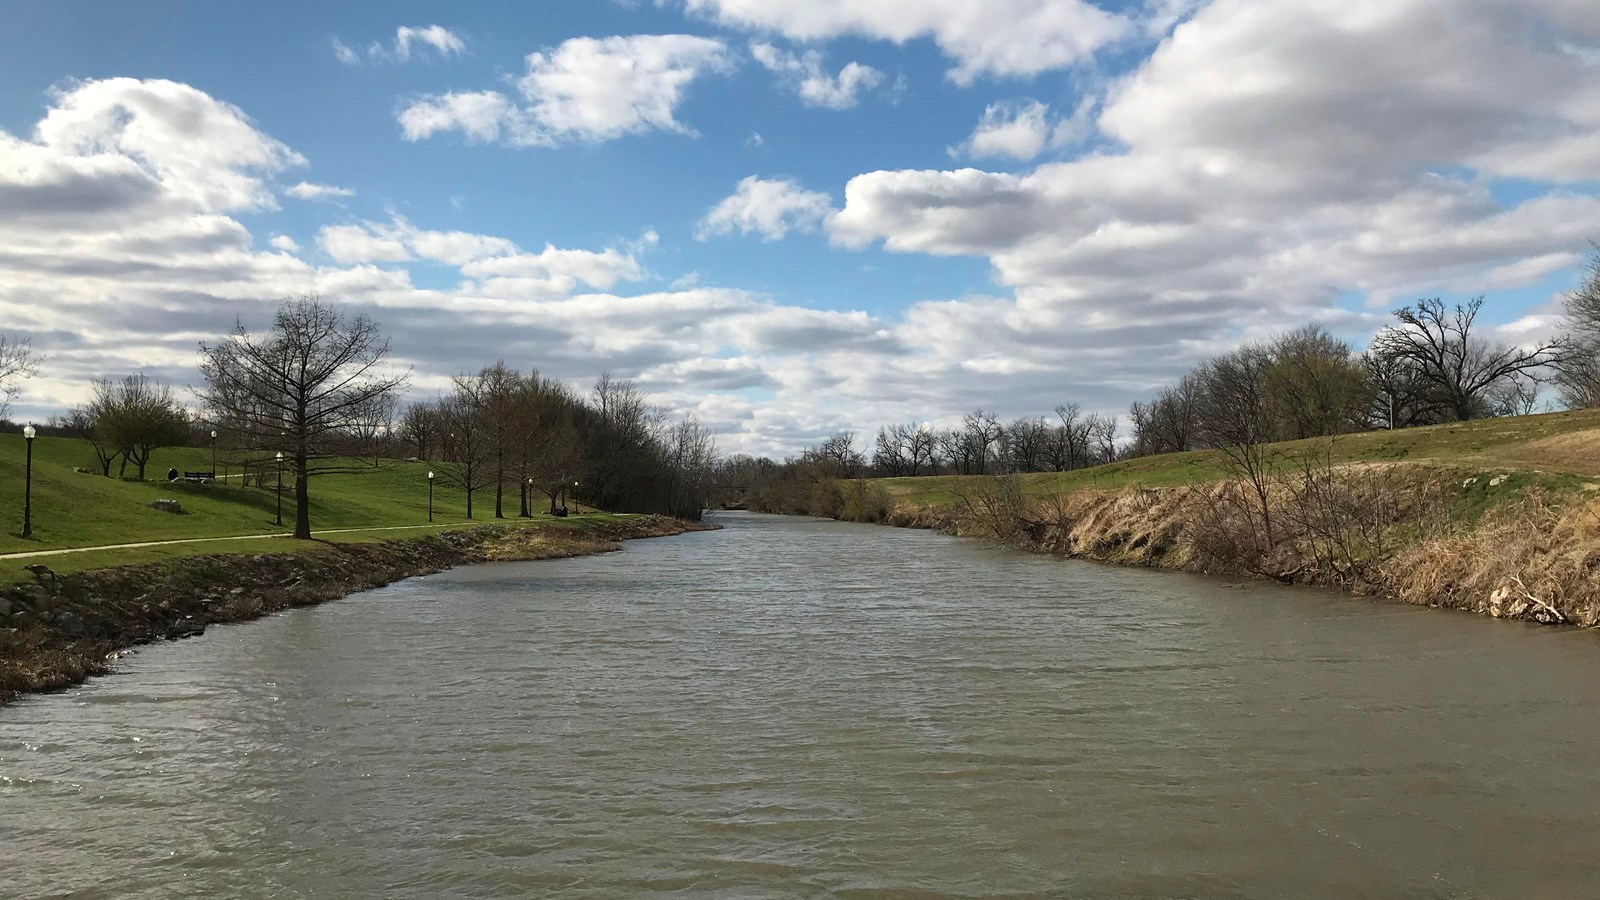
[0,1,999,311]
[1,1,1596,455]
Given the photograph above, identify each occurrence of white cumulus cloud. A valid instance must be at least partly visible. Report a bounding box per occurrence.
[29,77,304,213]
[750,42,883,109]
[284,181,354,201]
[681,0,1130,83]
[395,25,466,61]
[698,176,836,241]
[334,25,466,65]
[951,98,1097,161]
[399,34,734,147]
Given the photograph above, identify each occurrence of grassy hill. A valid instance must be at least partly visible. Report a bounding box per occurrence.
[0,434,601,580]
[874,408,1600,507]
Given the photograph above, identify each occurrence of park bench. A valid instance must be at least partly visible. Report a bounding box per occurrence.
[179,470,215,483]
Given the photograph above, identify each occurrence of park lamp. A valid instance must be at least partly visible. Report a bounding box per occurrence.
[22,424,37,539]
[274,451,284,526]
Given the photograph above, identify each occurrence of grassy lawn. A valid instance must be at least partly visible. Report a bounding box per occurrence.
[875,408,1600,507]
[0,434,614,578]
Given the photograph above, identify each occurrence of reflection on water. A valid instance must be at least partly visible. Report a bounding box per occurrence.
[4,512,1599,897]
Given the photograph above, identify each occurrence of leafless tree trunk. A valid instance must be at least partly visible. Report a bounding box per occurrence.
[0,335,41,421]
[1371,297,1570,422]
[88,375,192,480]
[399,401,439,459]
[1558,249,1600,408]
[962,410,1003,475]
[1197,345,1278,550]
[198,295,409,538]
[62,404,121,476]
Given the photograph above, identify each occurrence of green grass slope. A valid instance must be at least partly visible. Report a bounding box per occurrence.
[875,408,1600,507]
[0,435,605,578]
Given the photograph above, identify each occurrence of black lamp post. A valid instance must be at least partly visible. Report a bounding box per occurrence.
[210,429,218,479]
[427,469,435,523]
[524,477,533,518]
[274,451,284,527]
[21,424,36,539]
[570,480,579,512]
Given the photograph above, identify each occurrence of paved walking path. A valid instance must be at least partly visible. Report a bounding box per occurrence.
[0,522,476,562]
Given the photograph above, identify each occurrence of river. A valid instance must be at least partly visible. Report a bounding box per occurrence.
[3,512,1599,897]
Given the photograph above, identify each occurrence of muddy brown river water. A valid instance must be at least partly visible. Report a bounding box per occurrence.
[3,511,1599,897]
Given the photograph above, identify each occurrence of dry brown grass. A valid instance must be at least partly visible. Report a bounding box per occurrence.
[1478,430,1600,476]
[1385,493,1600,626]
[892,461,1600,628]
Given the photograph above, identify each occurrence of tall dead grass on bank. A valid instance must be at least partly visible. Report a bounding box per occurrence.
[1386,493,1600,626]
[933,457,1599,628]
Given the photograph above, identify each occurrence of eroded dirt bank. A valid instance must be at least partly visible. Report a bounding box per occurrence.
[0,516,713,705]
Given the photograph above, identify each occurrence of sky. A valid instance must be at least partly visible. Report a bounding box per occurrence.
[1,0,1597,457]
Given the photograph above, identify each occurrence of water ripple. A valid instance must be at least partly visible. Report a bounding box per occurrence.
[4,512,1600,897]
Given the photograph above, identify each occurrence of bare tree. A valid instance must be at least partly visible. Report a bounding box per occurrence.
[1005,416,1049,473]
[1088,413,1119,464]
[661,418,718,518]
[89,374,192,480]
[0,335,41,420]
[198,295,409,538]
[348,392,400,466]
[908,423,938,475]
[472,362,524,518]
[1196,345,1279,549]
[1052,403,1094,470]
[812,431,865,478]
[398,401,440,459]
[61,404,121,476]
[869,422,939,477]
[437,372,498,519]
[1041,421,1073,472]
[532,417,585,514]
[1371,297,1570,422]
[873,425,917,477]
[1148,375,1202,453]
[586,373,658,510]
[1362,346,1437,429]
[934,428,971,474]
[1558,249,1600,408]
[514,371,584,515]
[962,410,1003,475]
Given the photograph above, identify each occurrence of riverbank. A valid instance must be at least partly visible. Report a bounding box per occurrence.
[804,459,1600,630]
[0,515,712,705]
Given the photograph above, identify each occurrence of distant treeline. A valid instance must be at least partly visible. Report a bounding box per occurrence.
[401,369,716,521]
[727,259,1600,517]
[8,296,719,533]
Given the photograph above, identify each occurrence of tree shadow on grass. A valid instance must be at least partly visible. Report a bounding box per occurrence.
[159,480,282,515]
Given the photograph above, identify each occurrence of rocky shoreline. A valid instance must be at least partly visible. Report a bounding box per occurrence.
[0,516,713,705]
